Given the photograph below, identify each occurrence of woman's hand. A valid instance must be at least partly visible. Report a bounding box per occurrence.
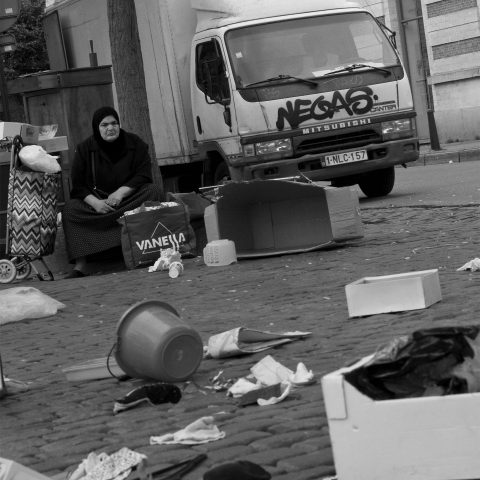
[92,198,116,214]
[107,186,134,207]
[106,193,123,208]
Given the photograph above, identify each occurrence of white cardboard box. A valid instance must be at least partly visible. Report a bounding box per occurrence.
[345,269,441,317]
[321,356,480,480]
[0,122,39,144]
[0,458,51,480]
[204,180,363,259]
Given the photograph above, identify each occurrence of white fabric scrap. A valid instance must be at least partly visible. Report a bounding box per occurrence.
[150,416,226,445]
[227,377,261,398]
[69,447,146,480]
[457,258,480,272]
[290,362,315,386]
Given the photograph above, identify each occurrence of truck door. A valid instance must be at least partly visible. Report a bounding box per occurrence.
[192,38,236,143]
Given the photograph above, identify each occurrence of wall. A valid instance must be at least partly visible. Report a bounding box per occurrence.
[421,0,480,141]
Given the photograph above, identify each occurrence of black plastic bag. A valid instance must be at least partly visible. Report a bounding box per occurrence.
[345,326,480,400]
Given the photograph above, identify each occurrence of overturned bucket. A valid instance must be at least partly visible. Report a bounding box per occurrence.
[114,300,203,382]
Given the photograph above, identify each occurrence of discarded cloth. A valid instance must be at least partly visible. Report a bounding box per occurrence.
[344,325,480,400]
[250,355,315,387]
[150,416,225,445]
[205,327,311,359]
[457,258,480,271]
[69,447,146,480]
[203,460,271,480]
[0,287,65,325]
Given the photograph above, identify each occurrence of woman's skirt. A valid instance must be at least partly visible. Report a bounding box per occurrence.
[62,183,164,262]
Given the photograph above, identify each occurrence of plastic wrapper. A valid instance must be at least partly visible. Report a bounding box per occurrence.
[0,287,65,324]
[18,145,61,173]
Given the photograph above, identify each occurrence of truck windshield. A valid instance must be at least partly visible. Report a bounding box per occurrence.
[225,12,400,88]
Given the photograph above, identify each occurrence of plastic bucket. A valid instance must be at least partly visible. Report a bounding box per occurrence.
[114,300,203,382]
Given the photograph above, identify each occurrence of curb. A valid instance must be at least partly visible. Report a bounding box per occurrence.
[412,148,480,167]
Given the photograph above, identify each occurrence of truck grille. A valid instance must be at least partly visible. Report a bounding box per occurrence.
[294,129,381,155]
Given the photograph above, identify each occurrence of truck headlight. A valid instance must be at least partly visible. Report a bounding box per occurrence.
[243,138,293,159]
[382,118,415,141]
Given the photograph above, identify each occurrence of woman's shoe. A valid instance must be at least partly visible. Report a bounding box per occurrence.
[64,269,87,279]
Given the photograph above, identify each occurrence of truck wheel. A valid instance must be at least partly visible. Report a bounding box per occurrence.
[358,167,395,198]
[213,162,230,185]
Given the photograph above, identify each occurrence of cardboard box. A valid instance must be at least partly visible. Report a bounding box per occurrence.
[0,121,24,139]
[345,269,441,317]
[0,458,51,480]
[0,122,39,144]
[37,136,69,153]
[204,180,363,258]
[321,356,480,480]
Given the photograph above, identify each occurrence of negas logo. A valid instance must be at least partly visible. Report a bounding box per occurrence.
[276,86,379,130]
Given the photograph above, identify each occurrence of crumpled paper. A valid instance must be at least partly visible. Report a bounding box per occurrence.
[250,355,315,387]
[69,447,146,480]
[457,258,480,272]
[150,416,225,445]
[227,356,315,406]
[205,327,312,359]
[0,287,65,325]
[148,248,182,275]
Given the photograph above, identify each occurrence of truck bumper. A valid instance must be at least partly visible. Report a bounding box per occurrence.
[239,138,419,181]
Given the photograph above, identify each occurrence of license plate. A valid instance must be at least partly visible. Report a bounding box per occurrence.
[322,149,368,167]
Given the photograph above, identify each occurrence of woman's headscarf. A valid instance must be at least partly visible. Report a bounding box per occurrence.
[91,106,126,161]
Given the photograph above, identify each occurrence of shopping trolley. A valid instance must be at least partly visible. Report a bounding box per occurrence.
[0,135,61,283]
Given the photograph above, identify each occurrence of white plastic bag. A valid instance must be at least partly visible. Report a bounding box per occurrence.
[0,287,65,325]
[18,145,61,173]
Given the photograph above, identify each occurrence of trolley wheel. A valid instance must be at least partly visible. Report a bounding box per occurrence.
[0,259,17,284]
[12,257,32,281]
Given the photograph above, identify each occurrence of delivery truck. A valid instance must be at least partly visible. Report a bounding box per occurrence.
[46,0,419,197]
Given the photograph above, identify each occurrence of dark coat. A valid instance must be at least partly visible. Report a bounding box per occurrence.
[69,131,153,200]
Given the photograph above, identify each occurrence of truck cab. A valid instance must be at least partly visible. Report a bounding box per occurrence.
[191,0,418,197]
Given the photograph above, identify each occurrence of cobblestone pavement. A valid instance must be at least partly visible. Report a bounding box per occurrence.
[1,202,480,480]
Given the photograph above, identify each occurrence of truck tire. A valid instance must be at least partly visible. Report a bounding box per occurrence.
[358,167,395,198]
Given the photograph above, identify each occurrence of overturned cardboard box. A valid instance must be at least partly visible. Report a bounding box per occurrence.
[322,353,480,480]
[204,180,363,258]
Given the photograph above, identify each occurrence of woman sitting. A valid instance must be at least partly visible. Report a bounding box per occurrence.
[62,106,164,278]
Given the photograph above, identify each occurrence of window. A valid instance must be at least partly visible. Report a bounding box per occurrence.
[195,40,230,104]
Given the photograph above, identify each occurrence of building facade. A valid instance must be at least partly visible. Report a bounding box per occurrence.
[361,0,480,144]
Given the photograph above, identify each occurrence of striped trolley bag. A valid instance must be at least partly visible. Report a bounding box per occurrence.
[3,136,61,281]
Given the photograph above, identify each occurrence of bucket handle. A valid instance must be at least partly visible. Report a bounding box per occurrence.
[107,342,129,381]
